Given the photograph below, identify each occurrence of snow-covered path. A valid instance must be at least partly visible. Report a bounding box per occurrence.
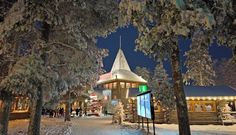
[8,116,236,135]
[123,121,236,135]
[71,117,144,135]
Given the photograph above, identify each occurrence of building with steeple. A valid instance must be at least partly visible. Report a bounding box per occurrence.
[97,38,147,101]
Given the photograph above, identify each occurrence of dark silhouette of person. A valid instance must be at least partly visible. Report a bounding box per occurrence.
[76,108,79,116]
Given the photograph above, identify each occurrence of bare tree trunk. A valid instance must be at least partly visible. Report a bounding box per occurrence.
[0,91,12,135]
[170,46,191,135]
[28,86,43,135]
[64,91,71,121]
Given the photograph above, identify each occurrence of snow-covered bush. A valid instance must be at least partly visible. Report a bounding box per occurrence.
[112,101,124,125]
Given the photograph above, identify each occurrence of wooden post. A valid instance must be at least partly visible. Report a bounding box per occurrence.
[132,99,134,122]
[118,81,121,99]
[152,93,156,135]
[138,116,140,128]
[147,118,149,133]
[142,117,144,129]
[153,119,156,135]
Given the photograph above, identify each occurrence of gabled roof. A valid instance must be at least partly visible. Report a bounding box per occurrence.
[128,86,236,98]
[111,49,131,72]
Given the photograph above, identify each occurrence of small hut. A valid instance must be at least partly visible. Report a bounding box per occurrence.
[97,48,147,102]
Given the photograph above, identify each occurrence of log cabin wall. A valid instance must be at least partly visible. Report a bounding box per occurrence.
[125,98,229,124]
[169,111,219,125]
[169,100,222,124]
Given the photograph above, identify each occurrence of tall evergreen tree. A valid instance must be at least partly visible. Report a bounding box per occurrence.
[214,57,236,88]
[119,1,216,134]
[0,1,118,134]
[184,31,215,86]
[151,61,175,110]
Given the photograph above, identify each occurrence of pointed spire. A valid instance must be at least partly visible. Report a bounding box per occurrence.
[111,49,131,72]
[111,36,131,72]
[119,36,122,50]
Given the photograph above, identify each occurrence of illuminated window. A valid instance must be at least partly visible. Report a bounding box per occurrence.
[154,101,161,112]
[112,82,117,89]
[205,103,213,112]
[126,83,131,88]
[108,83,113,89]
[11,97,29,112]
[131,83,137,88]
[120,82,125,88]
[187,101,216,112]
[104,84,109,89]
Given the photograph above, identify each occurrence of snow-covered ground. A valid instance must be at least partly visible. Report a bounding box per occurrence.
[71,116,143,135]
[123,121,236,135]
[8,116,236,135]
[8,117,71,135]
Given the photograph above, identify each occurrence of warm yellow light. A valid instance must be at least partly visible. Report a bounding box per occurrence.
[186,97,189,100]
[213,97,217,100]
[207,97,212,100]
[224,97,228,100]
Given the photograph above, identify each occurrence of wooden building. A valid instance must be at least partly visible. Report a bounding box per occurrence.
[97,48,147,103]
[127,86,236,125]
[0,96,30,120]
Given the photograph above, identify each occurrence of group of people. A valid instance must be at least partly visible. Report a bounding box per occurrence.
[42,108,64,118]
[71,107,87,117]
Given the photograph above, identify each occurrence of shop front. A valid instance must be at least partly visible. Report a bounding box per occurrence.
[0,97,30,120]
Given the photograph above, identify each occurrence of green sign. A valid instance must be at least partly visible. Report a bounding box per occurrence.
[139,84,148,93]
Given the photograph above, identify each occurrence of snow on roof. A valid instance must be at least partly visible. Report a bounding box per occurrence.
[97,49,147,84]
[111,49,131,72]
[184,85,236,97]
[97,69,147,84]
[128,86,236,98]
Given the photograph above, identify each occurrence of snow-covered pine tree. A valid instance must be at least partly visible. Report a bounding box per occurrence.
[119,1,218,133]
[112,101,124,125]
[184,31,215,86]
[215,57,236,88]
[150,61,175,110]
[0,1,118,134]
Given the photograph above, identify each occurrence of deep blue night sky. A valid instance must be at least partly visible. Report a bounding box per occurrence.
[96,25,233,75]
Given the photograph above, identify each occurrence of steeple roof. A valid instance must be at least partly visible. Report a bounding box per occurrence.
[97,48,147,85]
[111,49,131,72]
